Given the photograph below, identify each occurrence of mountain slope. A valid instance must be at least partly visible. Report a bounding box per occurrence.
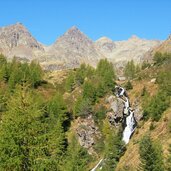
[95,35,161,63]
[0,23,163,70]
[41,26,103,70]
[0,23,44,60]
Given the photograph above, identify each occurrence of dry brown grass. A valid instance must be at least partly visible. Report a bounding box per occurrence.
[116,107,171,171]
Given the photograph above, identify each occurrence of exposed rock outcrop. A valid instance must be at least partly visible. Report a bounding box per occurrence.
[0,23,162,70]
[106,95,124,126]
[75,115,101,155]
[0,23,44,60]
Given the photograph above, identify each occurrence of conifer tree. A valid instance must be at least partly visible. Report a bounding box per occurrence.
[63,133,90,171]
[124,60,136,79]
[139,135,164,171]
[0,84,45,170]
[166,144,171,171]
[83,81,96,103]
[96,59,116,90]
[102,121,124,171]
[65,71,75,92]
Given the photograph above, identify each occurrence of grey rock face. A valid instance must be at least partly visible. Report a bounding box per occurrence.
[0,23,44,60]
[76,115,101,155]
[95,35,161,64]
[106,95,124,126]
[0,23,162,70]
[46,26,103,69]
[132,98,143,122]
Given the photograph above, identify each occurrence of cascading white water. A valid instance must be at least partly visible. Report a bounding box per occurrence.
[117,87,136,144]
[91,85,136,170]
[122,109,136,144]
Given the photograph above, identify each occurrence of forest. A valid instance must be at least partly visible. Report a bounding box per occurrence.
[0,53,170,171]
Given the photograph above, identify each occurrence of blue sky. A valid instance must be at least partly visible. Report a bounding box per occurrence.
[1,0,171,45]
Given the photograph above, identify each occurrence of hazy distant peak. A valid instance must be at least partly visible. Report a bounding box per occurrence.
[96,37,113,43]
[129,35,140,40]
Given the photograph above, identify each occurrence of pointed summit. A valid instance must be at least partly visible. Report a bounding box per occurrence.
[62,25,87,40]
[0,22,44,59]
[54,26,93,46]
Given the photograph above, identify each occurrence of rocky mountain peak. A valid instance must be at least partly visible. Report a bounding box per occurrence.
[96,37,113,43]
[65,26,80,35]
[95,37,116,53]
[128,35,140,41]
[0,22,44,50]
[55,26,93,46]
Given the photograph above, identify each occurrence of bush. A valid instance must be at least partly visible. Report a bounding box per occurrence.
[125,80,133,90]
[143,91,170,121]
[74,97,92,118]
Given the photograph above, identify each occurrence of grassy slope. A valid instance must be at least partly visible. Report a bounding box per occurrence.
[116,78,171,171]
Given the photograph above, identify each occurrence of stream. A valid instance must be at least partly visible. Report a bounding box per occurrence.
[91,85,137,171]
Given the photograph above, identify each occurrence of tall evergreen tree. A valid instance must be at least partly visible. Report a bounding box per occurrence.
[63,133,90,171]
[166,144,171,171]
[65,71,75,92]
[96,59,116,90]
[139,135,164,171]
[124,60,136,79]
[102,121,124,171]
[0,84,45,170]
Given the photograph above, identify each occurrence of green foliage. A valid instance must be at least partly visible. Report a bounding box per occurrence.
[83,81,96,103]
[143,91,170,121]
[47,92,67,121]
[65,71,75,92]
[74,97,92,118]
[63,133,90,171]
[96,59,116,89]
[139,135,164,171]
[0,54,8,81]
[75,63,87,85]
[156,69,171,96]
[94,106,107,125]
[125,80,133,90]
[0,85,44,170]
[124,60,136,79]
[29,60,43,88]
[141,61,151,70]
[0,84,68,170]
[0,56,43,90]
[153,52,171,65]
[102,121,125,171]
[166,144,171,171]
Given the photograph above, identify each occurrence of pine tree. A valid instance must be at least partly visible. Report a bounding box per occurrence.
[75,63,87,85]
[166,144,171,171]
[29,60,43,88]
[96,59,116,90]
[139,135,164,171]
[102,121,124,171]
[45,92,68,169]
[65,71,75,92]
[63,133,90,171]
[0,84,45,170]
[83,81,97,103]
[124,60,136,79]
[74,96,92,118]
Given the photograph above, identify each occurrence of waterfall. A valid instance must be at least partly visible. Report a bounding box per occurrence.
[90,85,137,170]
[116,86,137,144]
[122,109,136,144]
